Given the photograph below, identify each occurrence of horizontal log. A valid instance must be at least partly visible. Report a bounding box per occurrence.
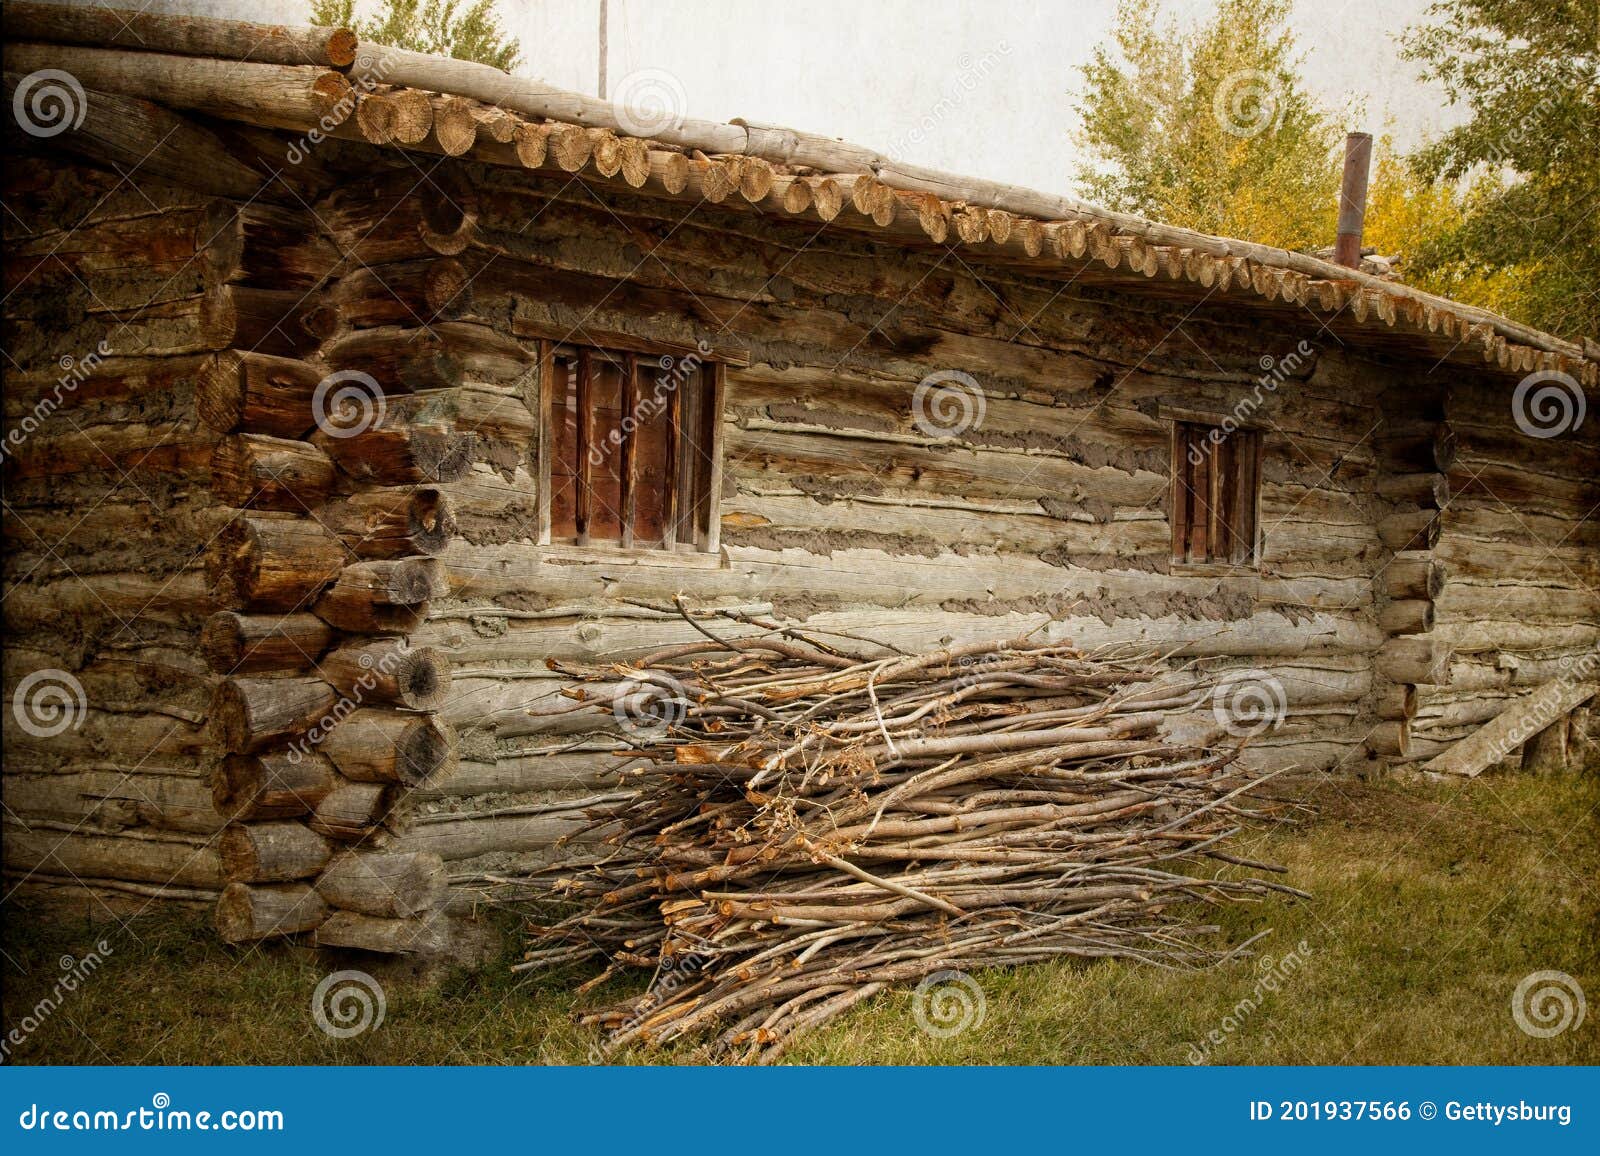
[1366,720,1412,758]
[1377,638,1453,686]
[313,558,449,633]
[1378,424,1456,473]
[1379,599,1435,636]
[327,258,474,328]
[200,611,335,674]
[197,350,325,438]
[209,676,339,754]
[216,881,328,942]
[201,283,337,360]
[312,488,456,559]
[318,641,453,711]
[1378,509,1441,552]
[219,820,333,882]
[211,748,337,821]
[308,782,394,842]
[210,433,336,510]
[206,514,346,611]
[313,909,450,954]
[322,326,465,394]
[1376,471,1449,509]
[205,201,342,289]
[319,709,459,787]
[4,3,358,68]
[3,828,221,888]
[1377,683,1417,721]
[312,419,477,486]
[315,850,447,918]
[1387,556,1446,600]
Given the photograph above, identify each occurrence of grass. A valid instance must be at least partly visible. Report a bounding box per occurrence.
[4,770,1597,1065]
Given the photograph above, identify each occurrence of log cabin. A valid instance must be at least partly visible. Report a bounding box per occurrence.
[2,3,1595,957]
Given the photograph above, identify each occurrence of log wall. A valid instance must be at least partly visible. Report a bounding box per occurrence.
[6,132,1593,950]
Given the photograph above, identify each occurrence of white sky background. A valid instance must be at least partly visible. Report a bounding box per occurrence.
[152,0,1463,196]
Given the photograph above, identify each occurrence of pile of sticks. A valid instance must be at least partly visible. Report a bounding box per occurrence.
[515,616,1301,1063]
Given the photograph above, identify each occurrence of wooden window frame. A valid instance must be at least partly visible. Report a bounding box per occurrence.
[536,339,724,555]
[1169,418,1261,571]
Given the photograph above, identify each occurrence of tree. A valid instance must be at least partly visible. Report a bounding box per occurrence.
[1072,0,1344,251]
[1401,0,1599,340]
[310,0,521,72]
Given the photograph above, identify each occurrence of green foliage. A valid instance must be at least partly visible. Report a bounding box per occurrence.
[1073,0,1344,250]
[1400,0,1599,339]
[310,0,521,72]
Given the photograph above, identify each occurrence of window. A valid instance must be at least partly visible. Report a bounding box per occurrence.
[1170,420,1260,567]
[539,341,722,551]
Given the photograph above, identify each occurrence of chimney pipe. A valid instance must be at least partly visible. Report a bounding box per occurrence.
[1335,132,1373,269]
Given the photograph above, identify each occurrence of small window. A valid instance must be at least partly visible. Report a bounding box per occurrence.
[539,341,722,551]
[1170,421,1260,566]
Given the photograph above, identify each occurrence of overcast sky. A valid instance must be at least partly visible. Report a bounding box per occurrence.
[159,0,1462,195]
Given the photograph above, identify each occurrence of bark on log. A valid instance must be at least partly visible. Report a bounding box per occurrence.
[319,709,458,787]
[313,558,449,632]
[314,850,447,918]
[5,3,358,68]
[1378,510,1441,552]
[210,434,336,510]
[309,782,393,841]
[207,514,346,611]
[210,676,340,754]
[216,881,329,942]
[1377,638,1453,686]
[220,820,333,882]
[313,909,449,954]
[312,488,456,558]
[201,611,335,674]
[197,350,325,438]
[1380,599,1435,636]
[318,641,453,710]
[212,748,337,821]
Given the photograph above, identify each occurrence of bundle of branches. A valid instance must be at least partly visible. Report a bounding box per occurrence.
[514,615,1301,1063]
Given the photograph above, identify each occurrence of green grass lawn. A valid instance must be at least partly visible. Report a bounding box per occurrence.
[4,770,1596,1065]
